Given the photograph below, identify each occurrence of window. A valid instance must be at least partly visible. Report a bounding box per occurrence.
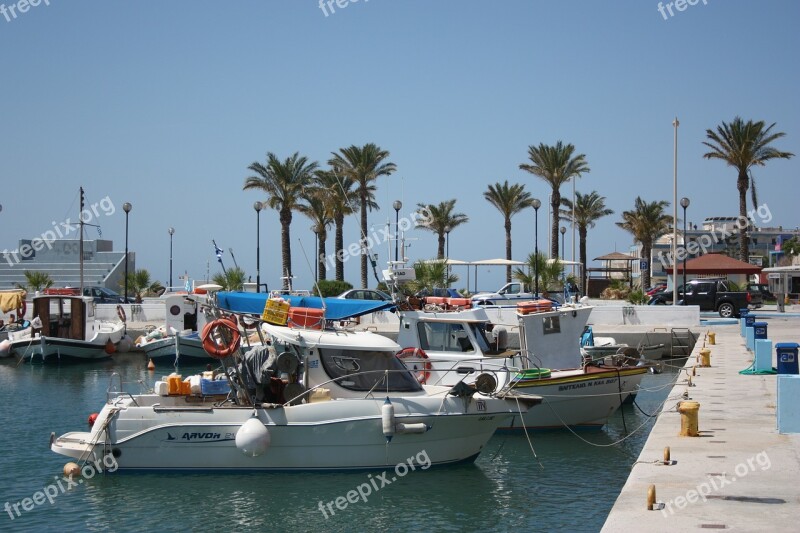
[318,348,422,392]
[542,316,561,335]
[416,322,474,352]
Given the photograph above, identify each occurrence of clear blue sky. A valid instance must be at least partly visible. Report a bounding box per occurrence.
[1,0,798,291]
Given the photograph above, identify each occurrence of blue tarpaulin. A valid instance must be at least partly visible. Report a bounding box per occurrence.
[216,292,395,320]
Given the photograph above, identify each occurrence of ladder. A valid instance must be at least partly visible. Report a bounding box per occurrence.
[670,328,693,357]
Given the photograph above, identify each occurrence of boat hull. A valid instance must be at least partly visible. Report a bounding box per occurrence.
[12,335,120,363]
[142,333,212,362]
[52,395,518,471]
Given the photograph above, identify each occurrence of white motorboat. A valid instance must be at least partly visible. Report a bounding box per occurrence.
[10,293,124,363]
[394,302,647,430]
[51,314,539,471]
[579,326,665,361]
[137,294,214,364]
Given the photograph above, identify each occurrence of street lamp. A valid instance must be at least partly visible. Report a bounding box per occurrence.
[680,197,690,294]
[444,224,452,287]
[122,202,132,303]
[311,225,319,282]
[254,201,263,293]
[560,226,567,261]
[167,227,175,291]
[532,198,541,297]
[393,200,402,262]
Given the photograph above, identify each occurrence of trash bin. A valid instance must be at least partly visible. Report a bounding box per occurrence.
[754,322,768,340]
[745,315,756,328]
[776,343,800,374]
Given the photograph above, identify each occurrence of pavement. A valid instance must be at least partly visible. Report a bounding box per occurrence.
[601,315,800,532]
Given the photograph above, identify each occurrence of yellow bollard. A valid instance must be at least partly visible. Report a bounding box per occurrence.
[663,446,671,465]
[692,365,696,376]
[647,484,657,510]
[700,347,711,367]
[708,331,716,345]
[678,400,700,436]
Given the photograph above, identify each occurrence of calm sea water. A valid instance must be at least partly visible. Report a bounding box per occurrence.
[0,356,683,532]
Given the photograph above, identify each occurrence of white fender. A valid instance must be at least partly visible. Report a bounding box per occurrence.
[235,417,271,457]
[381,397,395,442]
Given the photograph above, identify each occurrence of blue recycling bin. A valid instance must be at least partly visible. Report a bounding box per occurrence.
[753,322,768,340]
[776,343,800,375]
[745,315,756,328]
[740,308,749,317]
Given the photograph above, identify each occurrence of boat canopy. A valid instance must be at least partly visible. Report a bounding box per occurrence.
[216,292,395,320]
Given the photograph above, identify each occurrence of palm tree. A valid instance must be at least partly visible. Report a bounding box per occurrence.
[616,197,672,291]
[408,259,458,295]
[416,199,469,259]
[483,181,533,282]
[702,117,794,261]
[560,191,614,291]
[328,144,397,288]
[520,141,590,258]
[244,152,319,289]
[212,267,247,292]
[513,253,564,295]
[122,269,164,302]
[299,184,334,281]
[21,271,53,292]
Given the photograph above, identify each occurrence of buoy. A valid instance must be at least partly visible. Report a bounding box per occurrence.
[104,340,117,354]
[382,397,395,442]
[396,422,428,434]
[147,358,155,371]
[663,446,671,465]
[88,413,99,427]
[64,462,80,477]
[235,417,271,457]
[677,400,700,437]
[647,484,656,510]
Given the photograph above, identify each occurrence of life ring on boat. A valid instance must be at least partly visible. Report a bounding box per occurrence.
[116,305,127,323]
[396,347,432,385]
[201,318,241,359]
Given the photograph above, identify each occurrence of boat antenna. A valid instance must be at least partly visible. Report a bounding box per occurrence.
[76,188,102,296]
[297,238,326,311]
[229,248,239,270]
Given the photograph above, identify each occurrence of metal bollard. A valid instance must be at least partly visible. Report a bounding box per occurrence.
[647,484,657,510]
[700,347,711,367]
[678,400,700,436]
[708,331,716,345]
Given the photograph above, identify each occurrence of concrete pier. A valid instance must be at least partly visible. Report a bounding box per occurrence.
[602,317,800,532]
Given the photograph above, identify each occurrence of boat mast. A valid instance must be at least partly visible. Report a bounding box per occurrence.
[79,187,85,295]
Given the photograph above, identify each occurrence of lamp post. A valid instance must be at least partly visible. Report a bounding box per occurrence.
[168,227,174,291]
[122,202,132,302]
[680,197,690,294]
[532,198,541,297]
[393,200,402,262]
[444,224,452,287]
[672,117,680,305]
[312,225,319,282]
[560,226,567,261]
[253,201,263,293]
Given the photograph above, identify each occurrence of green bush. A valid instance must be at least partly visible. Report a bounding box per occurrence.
[315,279,353,297]
[628,289,649,305]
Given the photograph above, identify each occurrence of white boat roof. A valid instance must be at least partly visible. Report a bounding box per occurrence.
[262,324,401,351]
[401,308,491,323]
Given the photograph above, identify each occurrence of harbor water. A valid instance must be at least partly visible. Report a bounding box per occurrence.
[0,356,684,532]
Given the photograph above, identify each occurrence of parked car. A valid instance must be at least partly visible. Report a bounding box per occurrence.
[336,289,392,301]
[747,283,775,301]
[415,287,463,299]
[645,283,667,296]
[649,278,760,317]
[83,286,133,304]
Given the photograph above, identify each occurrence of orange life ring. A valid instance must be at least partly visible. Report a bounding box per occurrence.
[396,347,432,385]
[117,304,127,323]
[201,318,241,359]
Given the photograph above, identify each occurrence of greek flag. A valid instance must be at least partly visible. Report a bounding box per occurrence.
[214,244,224,262]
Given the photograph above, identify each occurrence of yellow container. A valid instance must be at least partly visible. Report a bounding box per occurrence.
[678,400,700,436]
[262,298,290,325]
[167,375,183,395]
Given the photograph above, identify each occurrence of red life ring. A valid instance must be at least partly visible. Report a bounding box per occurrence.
[396,347,432,385]
[201,318,241,359]
[117,305,127,323]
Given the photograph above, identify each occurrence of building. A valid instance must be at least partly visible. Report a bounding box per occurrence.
[0,239,133,290]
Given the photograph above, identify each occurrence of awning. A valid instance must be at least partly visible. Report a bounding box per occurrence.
[216,292,395,320]
[471,258,526,266]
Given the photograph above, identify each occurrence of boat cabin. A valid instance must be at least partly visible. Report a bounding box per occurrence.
[32,295,94,341]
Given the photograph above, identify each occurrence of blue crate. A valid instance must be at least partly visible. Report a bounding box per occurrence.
[201,378,231,395]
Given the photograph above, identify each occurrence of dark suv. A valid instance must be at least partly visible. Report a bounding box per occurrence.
[747,283,775,301]
[83,287,133,304]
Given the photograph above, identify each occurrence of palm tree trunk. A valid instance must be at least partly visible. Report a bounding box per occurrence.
[437,232,445,259]
[579,225,588,292]
[360,189,368,289]
[505,217,512,283]
[318,228,327,281]
[335,213,344,281]
[737,168,750,262]
[281,208,292,290]
[641,244,651,291]
[550,190,561,258]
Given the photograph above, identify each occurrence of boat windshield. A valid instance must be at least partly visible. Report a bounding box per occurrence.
[318,348,423,392]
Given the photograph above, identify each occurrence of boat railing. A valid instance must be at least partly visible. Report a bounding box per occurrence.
[105,372,143,406]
